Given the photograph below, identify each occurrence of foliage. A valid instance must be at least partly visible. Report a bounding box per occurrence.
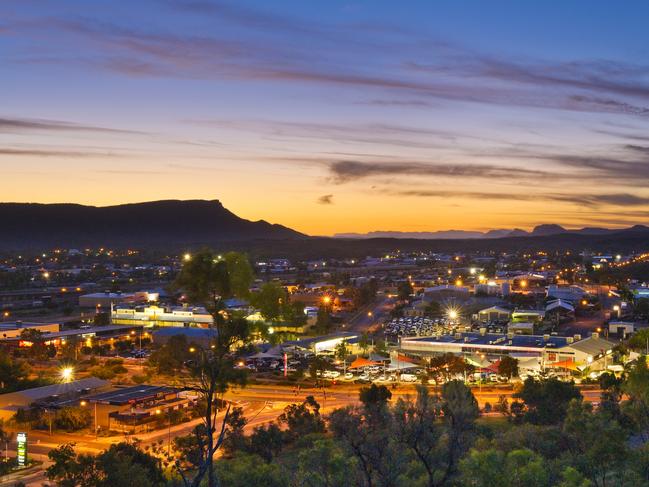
[54,406,92,432]
[513,377,582,425]
[148,334,195,375]
[47,442,165,487]
[498,356,519,378]
[278,395,325,441]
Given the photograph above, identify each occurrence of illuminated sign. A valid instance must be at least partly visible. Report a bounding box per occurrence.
[17,432,27,467]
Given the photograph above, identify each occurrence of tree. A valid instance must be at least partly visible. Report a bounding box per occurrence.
[248,423,284,462]
[222,406,248,456]
[278,396,325,441]
[174,250,252,313]
[513,378,582,425]
[250,282,285,322]
[397,280,413,301]
[359,384,392,416]
[428,353,473,384]
[563,400,629,487]
[424,301,441,318]
[622,357,649,439]
[0,350,29,391]
[148,334,194,375]
[215,454,286,487]
[309,356,330,380]
[47,443,98,487]
[393,386,447,487]
[315,306,332,334]
[97,442,166,487]
[295,438,356,487]
[54,406,92,432]
[440,381,480,482]
[172,250,253,487]
[19,328,55,360]
[335,340,349,364]
[223,251,254,299]
[47,442,165,487]
[498,356,519,379]
[459,448,549,487]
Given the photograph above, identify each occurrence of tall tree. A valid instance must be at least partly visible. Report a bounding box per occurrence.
[173,250,253,487]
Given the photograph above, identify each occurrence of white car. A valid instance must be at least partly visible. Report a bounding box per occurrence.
[344,372,354,380]
[400,373,417,382]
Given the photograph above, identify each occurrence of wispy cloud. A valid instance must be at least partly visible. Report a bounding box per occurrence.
[390,189,649,207]
[0,147,119,157]
[11,12,649,119]
[317,194,334,205]
[328,160,547,184]
[0,116,143,134]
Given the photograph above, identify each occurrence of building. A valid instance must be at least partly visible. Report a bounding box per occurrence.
[399,331,617,371]
[82,384,193,432]
[111,304,213,328]
[152,327,218,347]
[0,321,60,340]
[507,322,535,335]
[79,291,147,309]
[511,309,545,323]
[1,325,144,350]
[0,377,109,421]
[544,299,575,321]
[546,285,587,303]
[0,286,87,311]
[476,306,511,323]
[608,321,635,339]
[423,285,470,302]
[282,332,359,355]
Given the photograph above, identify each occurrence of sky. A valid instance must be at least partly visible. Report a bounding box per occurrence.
[3,1,649,236]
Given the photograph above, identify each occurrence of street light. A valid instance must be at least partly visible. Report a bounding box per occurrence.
[183,253,192,262]
[60,366,74,383]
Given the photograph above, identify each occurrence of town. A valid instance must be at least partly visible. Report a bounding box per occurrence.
[1,244,649,485]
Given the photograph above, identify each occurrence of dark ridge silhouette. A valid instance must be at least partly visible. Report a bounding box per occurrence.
[0,199,305,249]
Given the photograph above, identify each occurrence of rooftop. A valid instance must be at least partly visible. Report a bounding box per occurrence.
[402,332,570,350]
[84,385,180,405]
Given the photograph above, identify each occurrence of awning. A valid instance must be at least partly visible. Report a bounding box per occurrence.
[547,359,581,370]
[386,359,419,371]
[349,357,382,369]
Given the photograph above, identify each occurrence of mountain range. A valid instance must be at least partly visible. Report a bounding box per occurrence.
[1,199,648,253]
[0,200,304,249]
[334,223,649,240]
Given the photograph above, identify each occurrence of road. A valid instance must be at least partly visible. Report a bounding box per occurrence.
[347,295,395,333]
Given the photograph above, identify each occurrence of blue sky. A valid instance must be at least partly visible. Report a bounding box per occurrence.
[3,1,649,234]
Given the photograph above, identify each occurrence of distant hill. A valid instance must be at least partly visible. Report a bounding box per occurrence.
[334,224,639,240]
[0,200,305,249]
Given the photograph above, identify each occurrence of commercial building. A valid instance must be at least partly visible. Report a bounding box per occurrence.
[399,332,617,371]
[82,385,193,432]
[0,377,109,421]
[111,304,213,328]
[79,291,145,309]
[152,327,218,347]
[282,332,359,354]
[0,321,60,340]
